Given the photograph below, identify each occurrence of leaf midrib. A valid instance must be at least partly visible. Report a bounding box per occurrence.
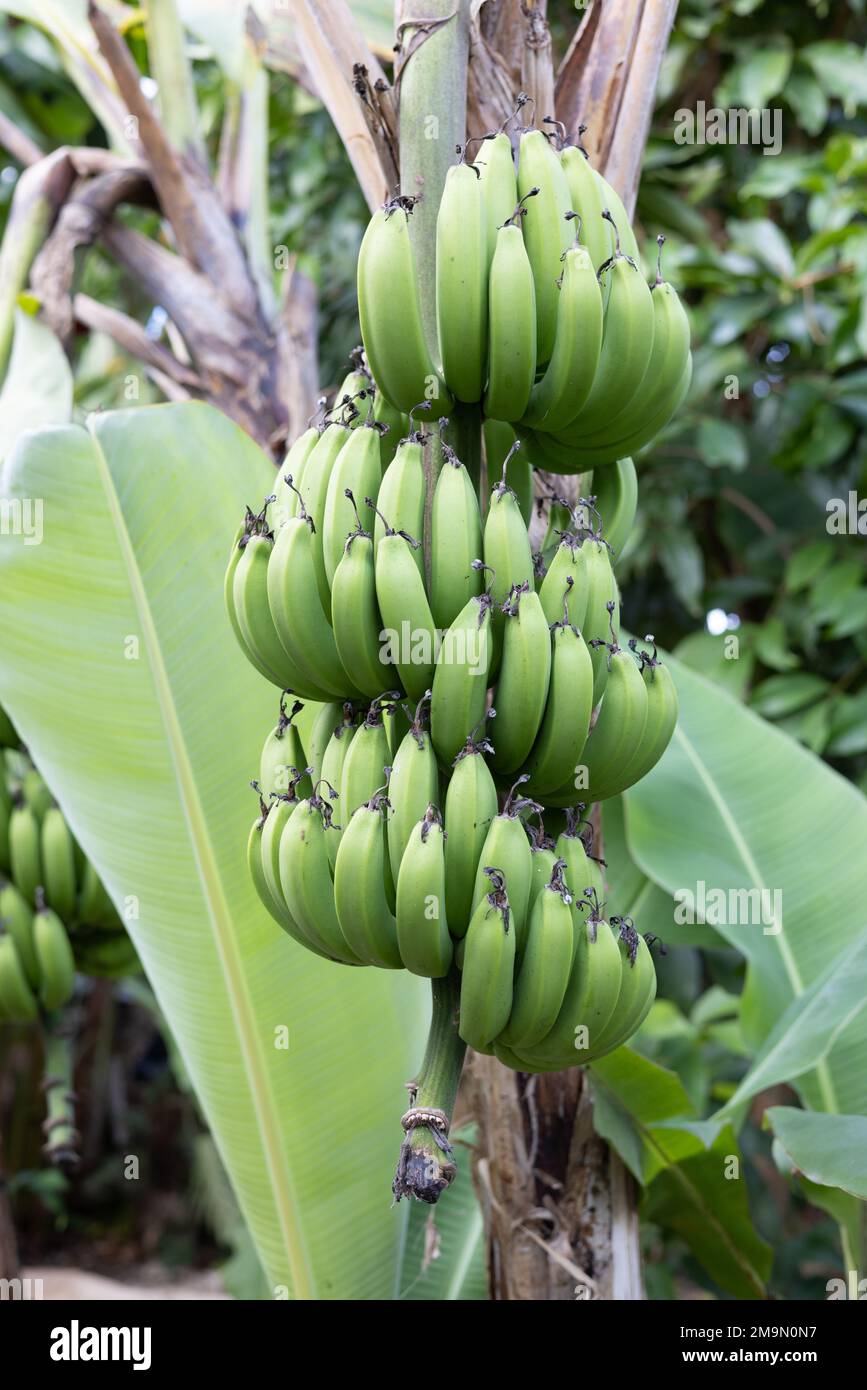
[89,419,316,1299]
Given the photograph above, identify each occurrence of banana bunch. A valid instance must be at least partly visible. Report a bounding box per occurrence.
[0,720,138,1025]
[244,668,660,1069]
[228,385,677,794]
[356,118,691,471]
[230,123,686,1077]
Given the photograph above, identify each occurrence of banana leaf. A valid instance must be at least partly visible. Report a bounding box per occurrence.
[590,1048,770,1298]
[398,1125,486,1301]
[625,658,867,1160]
[0,401,428,1297]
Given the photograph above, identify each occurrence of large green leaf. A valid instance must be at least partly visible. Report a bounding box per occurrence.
[602,795,721,947]
[399,1126,486,1301]
[590,1050,770,1298]
[768,1109,867,1202]
[625,658,867,1123]
[0,402,427,1297]
[717,931,867,1121]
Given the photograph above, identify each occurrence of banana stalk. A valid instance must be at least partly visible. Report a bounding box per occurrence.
[41,1022,79,1169]
[392,970,466,1203]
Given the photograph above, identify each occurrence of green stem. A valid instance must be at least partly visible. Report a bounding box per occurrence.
[145,0,205,164]
[41,1020,79,1169]
[392,970,466,1204]
[397,1,471,358]
[0,158,65,376]
[449,400,483,498]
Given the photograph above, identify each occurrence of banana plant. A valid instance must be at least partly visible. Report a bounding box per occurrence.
[3,0,865,1307]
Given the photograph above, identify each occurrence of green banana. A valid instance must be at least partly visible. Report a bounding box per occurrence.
[436,156,488,402]
[593,168,641,265]
[483,201,537,422]
[538,531,590,629]
[9,801,42,904]
[614,639,678,791]
[483,442,535,623]
[522,583,594,796]
[522,232,603,431]
[482,419,533,527]
[333,358,372,425]
[357,196,449,414]
[322,422,382,586]
[305,700,345,785]
[539,494,573,574]
[590,457,638,560]
[384,694,411,759]
[560,140,615,276]
[430,440,484,629]
[22,768,53,821]
[295,418,354,610]
[225,520,286,688]
[0,929,39,1020]
[514,895,624,1068]
[474,130,518,261]
[536,350,691,472]
[373,503,437,700]
[278,792,366,964]
[267,494,362,700]
[459,868,515,1050]
[78,858,120,930]
[372,384,407,467]
[33,894,76,1011]
[396,805,453,978]
[374,413,429,581]
[0,879,39,987]
[386,692,439,879]
[470,776,540,953]
[259,695,311,798]
[273,426,319,527]
[331,496,395,698]
[247,800,333,960]
[40,806,78,923]
[430,570,493,767]
[555,356,693,469]
[443,725,498,936]
[527,821,558,905]
[259,769,312,914]
[230,516,330,696]
[319,708,359,868]
[581,535,620,706]
[585,916,657,1056]
[70,928,140,981]
[0,766,11,875]
[499,859,575,1048]
[333,792,402,968]
[555,214,655,438]
[556,809,606,906]
[339,696,393,825]
[573,630,648,803]
[517,129,573,364]
[490,583,552,776]
[570,240,691,451]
